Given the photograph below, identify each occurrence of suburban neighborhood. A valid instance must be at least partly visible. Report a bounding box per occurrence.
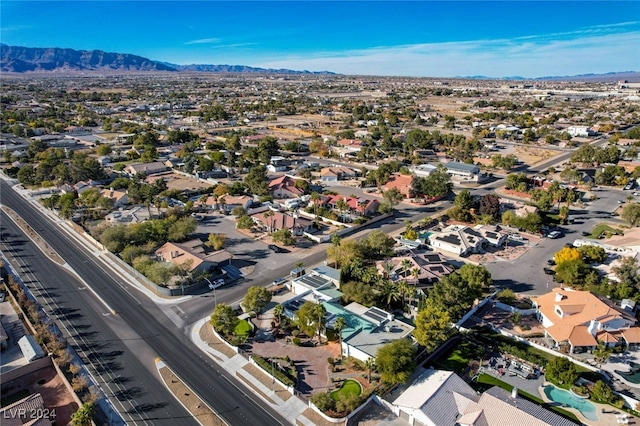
[2,71,640,426]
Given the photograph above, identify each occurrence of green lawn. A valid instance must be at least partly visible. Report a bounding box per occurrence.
[435,341,484,373]
[330,379,362,400]
[475,374,580,422]
[234,319,252,337]
[588,223,623,239]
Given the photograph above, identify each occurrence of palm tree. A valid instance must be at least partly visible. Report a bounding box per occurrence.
[381,261,395,280]
[380,280,400,309]
[411,267,421,284]
[310,303,327,344]
[334,316,347,360]
[400,259,413,278]
[364,358,376,383]
[273,304,284,324]
[310,191,321,218]
[264,210,274,233]
[336,198,350,222]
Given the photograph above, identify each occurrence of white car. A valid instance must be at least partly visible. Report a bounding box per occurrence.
[508,234,524,241]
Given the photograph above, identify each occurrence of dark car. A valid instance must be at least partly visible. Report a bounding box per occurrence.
[547,259,556,266]
[543,267,555,275]
[268,244,283,253]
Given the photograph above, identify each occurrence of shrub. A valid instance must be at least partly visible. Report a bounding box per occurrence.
[292,337,300,346]
[310,391,336,412]
[251,355,295,387]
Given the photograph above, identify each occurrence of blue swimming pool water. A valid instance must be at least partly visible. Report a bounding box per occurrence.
[419,232,433,240]
[543,385,598,421]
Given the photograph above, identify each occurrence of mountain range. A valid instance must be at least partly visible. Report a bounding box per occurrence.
[1,44,637,81]
[0,44,334,75]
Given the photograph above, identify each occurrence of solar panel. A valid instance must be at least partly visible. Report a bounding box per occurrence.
[363,307,388,324]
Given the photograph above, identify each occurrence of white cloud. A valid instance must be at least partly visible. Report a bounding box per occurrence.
[256,31,640,78]
[184,37,221,45]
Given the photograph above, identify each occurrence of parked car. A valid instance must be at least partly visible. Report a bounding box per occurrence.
[624,182,635,190]
[508,234,525,241]
[543,267,555,275]
[272,277,286,286]
[547,259,556,265]
[547,230,563,239]
[268,244,284,253]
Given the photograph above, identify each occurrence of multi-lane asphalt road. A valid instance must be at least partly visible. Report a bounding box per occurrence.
[0,179,288,426]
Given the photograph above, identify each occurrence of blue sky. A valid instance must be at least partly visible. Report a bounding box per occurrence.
[1,1,639,78]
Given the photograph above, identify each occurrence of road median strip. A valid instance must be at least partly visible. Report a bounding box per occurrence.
[156,359,228,426]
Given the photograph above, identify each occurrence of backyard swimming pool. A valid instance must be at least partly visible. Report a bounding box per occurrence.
[616,361,640,384]
[419,232,433,240]
[543,385,598,421]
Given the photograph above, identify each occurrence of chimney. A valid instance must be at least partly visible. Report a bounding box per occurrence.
[555,292,564,302]
[511,387,518,398]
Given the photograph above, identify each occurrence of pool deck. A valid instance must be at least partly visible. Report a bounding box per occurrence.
[538,382,637,426]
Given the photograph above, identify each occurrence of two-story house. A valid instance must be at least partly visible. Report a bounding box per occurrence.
[533,288,640,354]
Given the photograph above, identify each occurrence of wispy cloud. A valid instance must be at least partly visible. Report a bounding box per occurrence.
[257,31,640,78]
[208,42,257,49]
[184,37,221,45]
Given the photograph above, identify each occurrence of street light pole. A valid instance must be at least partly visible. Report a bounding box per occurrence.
[204,278,218,305]
[271,359,275,394]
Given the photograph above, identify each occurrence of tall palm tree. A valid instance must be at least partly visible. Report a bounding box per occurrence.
[400,259,413,278]
[273,304,284,324]
[381,261,394,280]
[411,267,421,284]
[380,280,400,309]
[264,210,274,233]
[310,303,327,344]
[310,191,321,219]
[334,316,347,359]
[364,358,376,383]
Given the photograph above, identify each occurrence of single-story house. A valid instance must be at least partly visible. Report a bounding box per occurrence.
[100,188,129,207]
[318,194,380,217]
[251,211,313,236]
[155,239,232,274]
[382,174,413,198]
[428,225,487,256]
[124,162,170,177]
[319,166,359,182]
[376,252,453,285]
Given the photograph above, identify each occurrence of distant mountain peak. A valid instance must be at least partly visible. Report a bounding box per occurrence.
[0,45,335,75]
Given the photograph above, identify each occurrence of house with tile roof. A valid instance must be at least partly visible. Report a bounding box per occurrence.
[123,161,170,177]
[428,225,488,256]
[532,288,640,354]
[251,210,313,236]
[391,368,578,426]
[100,188,129,207]
[318,194,380,217]
[268,175,306,199]
[155,239,232,274]
[319,166,359,182]
[382,174,413,198]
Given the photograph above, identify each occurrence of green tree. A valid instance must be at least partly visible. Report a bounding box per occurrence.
[622,203,640,226]
[458,264,492,290]
[244,165,270,196]
[310,392,335,412]
[429,272,483,320]
[612,256,640,289]
[545,356,579,386]
[454,189,474,211]
[242,286,272,316]
[413,303,451,352]
[71,402,94,426]
[295,301,327,343]
[236,214,255,229]
[591,380,615,403]
[210,303,239,336]
[382,187,404,208]
[577,245,606,264]
[272,228,295,245]
[206,233,226,250]
[555,259,590,285]
[167,217,197,241]
[376,339,415,384]
[340,281,376,306]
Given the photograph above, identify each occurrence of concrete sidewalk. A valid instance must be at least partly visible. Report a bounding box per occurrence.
[189,318,311,425]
